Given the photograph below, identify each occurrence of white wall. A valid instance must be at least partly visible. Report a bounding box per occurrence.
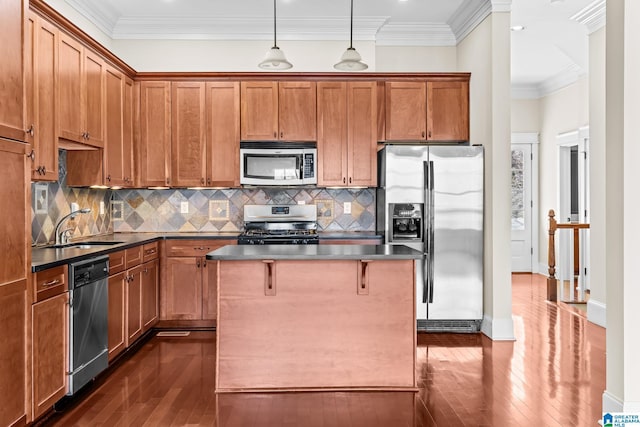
[511,99,540,133]
[42,0,113,50]
[457,13,514,341]
[536,78,589,263]
[375,46,457,72]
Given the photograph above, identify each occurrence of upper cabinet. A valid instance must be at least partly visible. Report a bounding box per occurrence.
[171,81,206,187]
[104,66,134,187]
[25,11,58,181]
[139,81,171,187]
[0,0,26,142]
[58,32,104,148]
[384,79,469,143]
[317,81,376,187]
[241,81,316,141]
[206,82,240,187]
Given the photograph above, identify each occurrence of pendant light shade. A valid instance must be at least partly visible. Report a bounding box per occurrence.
[334,0,368,71]
[259,0,292,70]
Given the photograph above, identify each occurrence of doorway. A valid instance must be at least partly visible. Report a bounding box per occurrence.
[511,133,539,272]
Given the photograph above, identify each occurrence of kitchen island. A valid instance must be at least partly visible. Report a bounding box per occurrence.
[206,244,421,393]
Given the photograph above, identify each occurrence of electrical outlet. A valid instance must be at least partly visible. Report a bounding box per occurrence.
[180,201,189,214]
[99,201,105,215]
[344,202,351,214]
[297,200,305,205]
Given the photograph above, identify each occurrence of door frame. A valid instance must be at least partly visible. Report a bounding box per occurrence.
[511,132,539,273]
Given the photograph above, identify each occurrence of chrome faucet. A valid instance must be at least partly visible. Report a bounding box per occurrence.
[54,208,91,245]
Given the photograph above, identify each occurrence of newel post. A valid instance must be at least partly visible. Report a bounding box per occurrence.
[547,209,558,301]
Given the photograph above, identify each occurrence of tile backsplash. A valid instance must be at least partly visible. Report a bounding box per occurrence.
[31,151,112,245]
[112,188,376,233]
[31,151,376,242]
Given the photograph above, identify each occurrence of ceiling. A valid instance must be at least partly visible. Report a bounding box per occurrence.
[45,0,605,98]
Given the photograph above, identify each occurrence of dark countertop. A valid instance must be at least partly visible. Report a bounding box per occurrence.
[31,231,382,272]
[31,232,239,272]
[206,244,421,261]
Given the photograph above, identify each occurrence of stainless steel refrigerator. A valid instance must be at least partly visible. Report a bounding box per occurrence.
[377,145,483,332]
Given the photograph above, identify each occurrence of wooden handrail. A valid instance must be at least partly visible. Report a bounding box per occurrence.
[547,209,590,302]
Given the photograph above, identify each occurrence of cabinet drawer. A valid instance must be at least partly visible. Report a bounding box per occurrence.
[109,250,126,275]
[165,239,235,257]
[125,246,143,269]
[142,241,159,263]
[33,265,67,303]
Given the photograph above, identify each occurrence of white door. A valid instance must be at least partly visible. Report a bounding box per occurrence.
[511,144,534,272]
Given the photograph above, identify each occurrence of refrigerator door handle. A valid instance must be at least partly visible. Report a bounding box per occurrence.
[423,160,431,304]
[428,160,435,304]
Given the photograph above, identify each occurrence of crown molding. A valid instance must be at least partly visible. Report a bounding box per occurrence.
[448,0,492,43]
[512,63,586,99]
[511,132,539,144]
[376,23,456,46]
[570,0,606,35]
[111,16,389,40]
[64,0,119,36]
[511,84,542,100]
[491,0,512,13]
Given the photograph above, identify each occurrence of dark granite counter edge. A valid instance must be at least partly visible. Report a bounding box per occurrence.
[206,244,422,261]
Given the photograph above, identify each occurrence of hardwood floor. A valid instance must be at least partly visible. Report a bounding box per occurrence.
[43,274,605,426]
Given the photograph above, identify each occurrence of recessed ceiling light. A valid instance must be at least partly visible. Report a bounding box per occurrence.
[511,25,525,31]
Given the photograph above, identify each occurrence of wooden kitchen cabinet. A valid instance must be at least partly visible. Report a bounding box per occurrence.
[171,82,206,187]
[31,291,68,419]
[25,11,59,181]
[385,80,469,143]
[141,259,159,332]
[241,81,316,141]
[139,81,171,187]
[206,81,240,187]
[161,239,235,322]
[107,271,126,361]
[317,81,376,187]
[0,138,30,427]
[126,264,143,345]
[104,66,134,187]
[0,0,26,142]
[57,32,105,147]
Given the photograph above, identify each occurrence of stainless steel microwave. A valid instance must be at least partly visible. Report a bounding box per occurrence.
[240,142,317,186]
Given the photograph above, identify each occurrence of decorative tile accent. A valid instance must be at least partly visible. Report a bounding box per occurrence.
[112,201,124,221]
[209,200,230,220]
[34,184,48,214]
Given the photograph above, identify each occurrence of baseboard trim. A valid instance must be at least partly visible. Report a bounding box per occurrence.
[481,314,515,341]
[603,390,623,413]
[538,263,549,276]
[587,299,606,328]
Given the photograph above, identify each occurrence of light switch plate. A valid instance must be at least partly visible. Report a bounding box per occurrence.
[344,202,351,214]
[297,200,305,205]
[180,201,189,214]
[99,201,105,215]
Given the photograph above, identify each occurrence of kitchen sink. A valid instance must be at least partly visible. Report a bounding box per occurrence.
[44,241,124,249]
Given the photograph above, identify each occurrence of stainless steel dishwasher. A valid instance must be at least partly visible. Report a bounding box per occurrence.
[68,255,109,395]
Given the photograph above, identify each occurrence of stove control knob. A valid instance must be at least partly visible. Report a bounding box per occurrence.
[259,240,265,245]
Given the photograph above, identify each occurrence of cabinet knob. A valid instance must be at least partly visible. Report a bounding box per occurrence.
[26,125,34,137]
[201,178,205,185]
[166,178,170,185]
[106,175,111,182]
[428,131,431,139]
[422,131,425,138]
[343,177,346,184]
[349,177,352,184]
[26,150,35,161]
[280,131,283,138]
[86,132,90,140]
[274,132,277,138]
[207,178,211,185]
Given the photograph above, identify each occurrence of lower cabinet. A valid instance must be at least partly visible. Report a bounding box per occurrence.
[107,242,159,362]
[30,264,68,420]
[161,239,235,322]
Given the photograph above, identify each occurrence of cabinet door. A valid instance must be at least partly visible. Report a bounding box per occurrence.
[426,81,469,142]
[0,139,28,427]
[240,81,278,140]
[171,82,206,187]
[32,292,68,418]
[385,81,426,141]
[316,82,347,186]
[141,259,158,331]
[0,0,25,142]
[139,81,171,186]
[162,257,202,320]
[105,66,125,186]
[347,82,377,187]
[57,33,83,143]
[206,82,240,187]
[26,13,58,181]
[126,265,143,345]
[278,81,316,141]
[83,50,105,147]
[108,272,126,361]
[122,77,134,186]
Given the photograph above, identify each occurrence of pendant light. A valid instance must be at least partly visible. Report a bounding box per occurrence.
[259,0,292,70]
[334,0,368,71]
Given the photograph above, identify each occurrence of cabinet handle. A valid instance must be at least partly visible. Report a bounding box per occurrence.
[145,248,156,255]
[143,268,148,274]
[273,132,277,138]
[358,260,371,295]
[26,125,34,137]
[280,131,283,138]
[194,247,205,251]
[166,178,170,185]
[422,131,425,138]
[201,178,205,185]
[27,150,35,161]
[343,177,346,184]
[106,174,111,182]
[263,260,276,296]
[42,279,61,287]
[86,132,90,140]
[428,130,431,139]
[36,166,43,175]
[41,166,46,175]
[349,177,352,184]
[202,260,207,268]
[207,178,211,185]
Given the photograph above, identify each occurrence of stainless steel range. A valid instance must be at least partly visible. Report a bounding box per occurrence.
[237,205,319,245]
